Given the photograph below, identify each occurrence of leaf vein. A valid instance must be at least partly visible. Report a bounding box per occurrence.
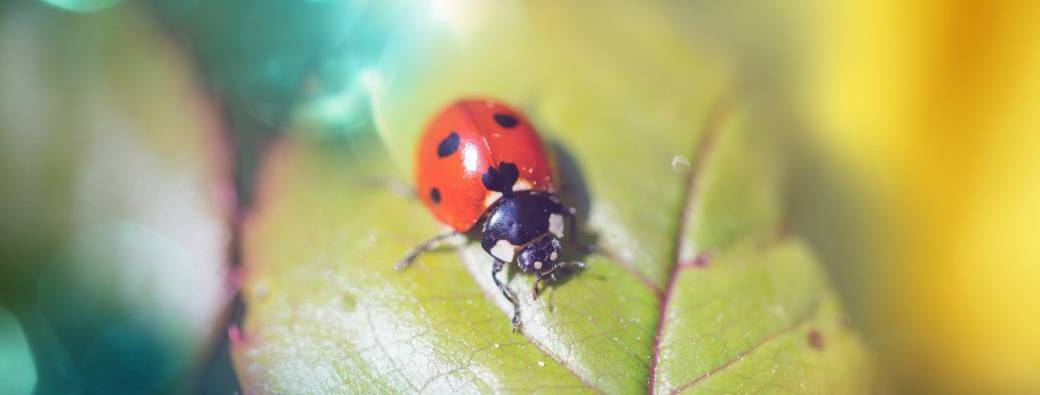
[647,95,733,395]
[668,297,824,395]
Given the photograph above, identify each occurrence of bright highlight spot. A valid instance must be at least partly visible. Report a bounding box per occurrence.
[461,144,480,172]
[428,0,479,34]
[0,308,37,395]
[357,68,381,91]
[430,0,465,24]
[40,0,124,13]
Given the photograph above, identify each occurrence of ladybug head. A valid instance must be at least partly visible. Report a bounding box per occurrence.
[516,235,562,276]
[480,191,570,277]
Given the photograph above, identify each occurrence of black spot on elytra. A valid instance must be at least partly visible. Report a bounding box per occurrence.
[430,188,441,204]
[437,132,460,157]
[482,162,519,193]
[493,113,519,128]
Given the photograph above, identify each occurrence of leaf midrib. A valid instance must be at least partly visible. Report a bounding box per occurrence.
[647,95,732,395]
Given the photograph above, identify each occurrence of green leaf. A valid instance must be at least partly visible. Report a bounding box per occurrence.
[233,2,874,394]
[0,3,233,392]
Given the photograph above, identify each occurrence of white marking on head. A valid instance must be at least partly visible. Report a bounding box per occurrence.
[550,251,558,261]
[490,239,516,262]
[483,191,503,208]
[533,261,543,270]
[549,195,560,204]
[513,178,532,192]
[549,213,565,238]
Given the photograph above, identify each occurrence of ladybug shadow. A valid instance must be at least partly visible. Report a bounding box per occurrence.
[514,140,606,301]
[548,140,599,256]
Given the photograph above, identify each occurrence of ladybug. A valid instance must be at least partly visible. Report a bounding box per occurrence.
[396,98,585,332]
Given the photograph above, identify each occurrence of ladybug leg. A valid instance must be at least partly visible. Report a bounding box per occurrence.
[560,207,596,254]
[565,260,588,273]
[532,274,546,301]
[361,177,417,199]
[532,266,559,301]
[394,231,460,271]
[492,258,522,332]
[532,262,586,301]
[385,179,417,199]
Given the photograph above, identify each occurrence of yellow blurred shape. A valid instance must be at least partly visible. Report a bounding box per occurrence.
[808,0,1040,393]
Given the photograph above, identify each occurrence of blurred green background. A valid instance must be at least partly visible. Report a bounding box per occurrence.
[2,0,1039,394]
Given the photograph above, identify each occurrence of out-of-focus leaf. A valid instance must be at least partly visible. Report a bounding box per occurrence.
[0,3,233,392]
[233,2,874,394]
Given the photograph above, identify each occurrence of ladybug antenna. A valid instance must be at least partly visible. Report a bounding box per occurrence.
[481,162,519,195]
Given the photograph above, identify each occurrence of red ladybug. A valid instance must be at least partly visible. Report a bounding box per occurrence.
[396,98,585,332]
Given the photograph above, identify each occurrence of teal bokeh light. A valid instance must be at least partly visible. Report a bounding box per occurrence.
[287,1,417,139]
[39,0,124,13]
[0,308,37,395]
